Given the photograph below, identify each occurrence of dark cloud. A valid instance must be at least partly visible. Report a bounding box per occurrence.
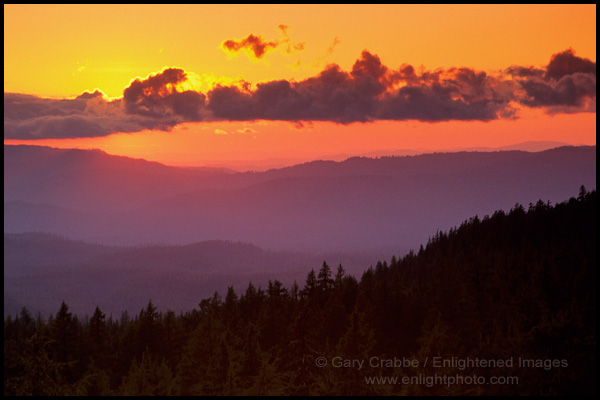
[545,48,596,80]
[4,69,208,139]
[207,86,256,120]
[4,49,596,140]
[379,65,513,122]
[222,34,278,59]
[505,66,544,78]
[389,64,418,86]
[519,73,596,107]
[3,93,160,139]
[76,90,105,100]
[209,51,512,123]
[222,26,304,59]
[123,68,206,120]
[378,84,504,122]
[209,49,594,123]
[4,93,89,121]
[512,49,596,108]
[351,51,388,80]
[208,57,382,123]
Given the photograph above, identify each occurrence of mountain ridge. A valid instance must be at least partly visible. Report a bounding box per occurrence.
[4,144,596,253]
[3,231,378,317]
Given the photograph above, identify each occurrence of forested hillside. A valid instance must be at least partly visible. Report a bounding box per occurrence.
[4,188,595,395]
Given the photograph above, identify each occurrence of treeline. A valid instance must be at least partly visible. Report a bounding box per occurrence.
[4,188,596,395]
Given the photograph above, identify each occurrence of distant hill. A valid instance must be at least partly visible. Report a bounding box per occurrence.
[5,144,596,254]
[3,233,316,317]
[449,140,572,153]
[203,141,575,171]
[4,145,232,212]
[321,140,573,162]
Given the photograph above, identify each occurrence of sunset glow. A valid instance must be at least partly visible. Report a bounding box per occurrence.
[3,111,596,170]
[4,4,596,168]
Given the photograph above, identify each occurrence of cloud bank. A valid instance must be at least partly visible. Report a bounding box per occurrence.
[4,49,595,139]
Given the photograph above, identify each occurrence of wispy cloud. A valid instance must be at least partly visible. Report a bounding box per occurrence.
[236,127,257,134]
[222,34,279,59]
[221,25,304,59]
[74,60,90,74]
[312,37,340,68]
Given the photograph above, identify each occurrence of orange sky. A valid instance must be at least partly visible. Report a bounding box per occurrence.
[4,4,596,169]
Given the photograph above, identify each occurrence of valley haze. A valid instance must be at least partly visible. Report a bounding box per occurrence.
[3,143,596,316]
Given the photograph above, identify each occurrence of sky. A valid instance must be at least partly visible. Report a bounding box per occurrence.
[4,4,596,169]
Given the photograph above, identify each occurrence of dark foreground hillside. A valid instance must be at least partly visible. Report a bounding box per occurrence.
[4,189,596,395]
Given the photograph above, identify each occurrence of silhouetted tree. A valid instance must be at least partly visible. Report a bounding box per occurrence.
[4,189,595,396]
